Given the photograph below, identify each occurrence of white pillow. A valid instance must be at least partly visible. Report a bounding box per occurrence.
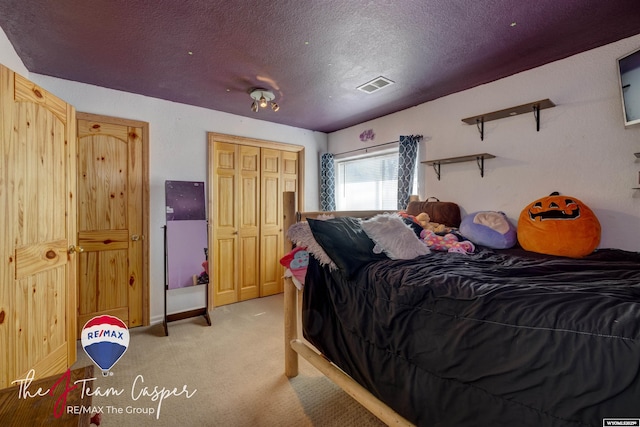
[286,221,337,269]
[362,213,430,260]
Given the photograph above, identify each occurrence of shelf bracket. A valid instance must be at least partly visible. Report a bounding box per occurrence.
[476,118,484,141]
[432,162,441,181]
[533,104,540,131]
[476,155,485,177]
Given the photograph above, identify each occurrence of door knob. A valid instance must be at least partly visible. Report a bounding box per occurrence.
[131,234,140,241]
[68,245,84,254]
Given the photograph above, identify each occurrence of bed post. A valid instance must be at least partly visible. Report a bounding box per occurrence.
[283,191,299,378]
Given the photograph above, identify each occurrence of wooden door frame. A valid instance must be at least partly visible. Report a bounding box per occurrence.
[207,132,305,308]
[76,112,150,326]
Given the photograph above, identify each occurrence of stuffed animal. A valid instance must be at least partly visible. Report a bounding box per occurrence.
[420,229,475,254]
[279,246,309,288]
[460,211,517,249]
[416,212,448,233]
[517,192,601,258]
[398,211,452,234]
[415,212,430,227]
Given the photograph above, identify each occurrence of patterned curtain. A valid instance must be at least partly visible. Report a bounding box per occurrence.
[397,135,420,210]
[320,153,336,211]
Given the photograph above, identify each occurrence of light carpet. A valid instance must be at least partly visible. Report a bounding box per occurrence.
[72,294,386,427]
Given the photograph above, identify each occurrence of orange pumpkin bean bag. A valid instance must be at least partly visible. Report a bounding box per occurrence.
[517,192,601,258]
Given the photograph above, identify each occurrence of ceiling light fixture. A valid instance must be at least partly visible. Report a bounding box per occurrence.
[249,88,279,113]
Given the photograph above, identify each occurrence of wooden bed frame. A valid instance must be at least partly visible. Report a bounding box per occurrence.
[282,191,414,426]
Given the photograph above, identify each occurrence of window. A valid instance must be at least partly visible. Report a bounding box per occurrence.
[335,149,418,210]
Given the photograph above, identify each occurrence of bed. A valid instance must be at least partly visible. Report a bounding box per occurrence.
[282,192,640,427]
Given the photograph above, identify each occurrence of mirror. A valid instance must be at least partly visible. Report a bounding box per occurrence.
[165,181,208,289]
[618,45,640,127]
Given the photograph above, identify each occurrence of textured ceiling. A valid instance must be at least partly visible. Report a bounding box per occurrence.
[1,0,640,133]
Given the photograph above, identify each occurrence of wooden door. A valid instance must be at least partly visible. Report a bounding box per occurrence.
[282,151,299,213]
[76,114,147,334]
[238,145,261,301]
[212,142,260,306]
[260,148,283,296]
[0,66,77,388]
[208,132,304,307]
[212,142,238,306]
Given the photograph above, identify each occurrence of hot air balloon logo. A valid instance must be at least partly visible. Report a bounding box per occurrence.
[81,315,130,376]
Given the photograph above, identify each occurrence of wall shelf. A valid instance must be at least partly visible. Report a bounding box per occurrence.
[422,153,495,181]
[462,99,555,140]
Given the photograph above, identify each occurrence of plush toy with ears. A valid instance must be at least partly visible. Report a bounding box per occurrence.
[415,212,430,227]
[416,212,448,233]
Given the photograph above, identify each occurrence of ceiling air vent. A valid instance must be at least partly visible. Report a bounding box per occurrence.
[357,76,395,94]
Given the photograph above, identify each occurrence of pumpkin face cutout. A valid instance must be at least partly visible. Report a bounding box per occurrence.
[517,192,601,258]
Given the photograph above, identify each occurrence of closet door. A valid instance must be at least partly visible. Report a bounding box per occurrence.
[260,149,283,296]
[212,142,238,306]
[212,142,260,306]
[208,132,303,307]
[0,66,77,388]
[282,151,299,207]
[237,145,260,301]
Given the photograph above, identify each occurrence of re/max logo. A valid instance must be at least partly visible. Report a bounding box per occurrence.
[86,329,125,340]
[603,419,640,426]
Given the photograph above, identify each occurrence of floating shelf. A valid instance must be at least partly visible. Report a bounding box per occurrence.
[422,153,495,181]
[462,99,555,140]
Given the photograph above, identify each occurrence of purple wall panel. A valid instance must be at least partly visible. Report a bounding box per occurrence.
[165,181,206,221]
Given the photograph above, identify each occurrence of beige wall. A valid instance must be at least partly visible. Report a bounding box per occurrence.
[329,34,640,252]
[0,25,328,323]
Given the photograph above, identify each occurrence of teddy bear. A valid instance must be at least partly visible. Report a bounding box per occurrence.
[416,212,448,233]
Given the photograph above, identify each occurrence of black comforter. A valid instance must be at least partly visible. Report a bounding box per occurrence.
[302,248,640,426]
